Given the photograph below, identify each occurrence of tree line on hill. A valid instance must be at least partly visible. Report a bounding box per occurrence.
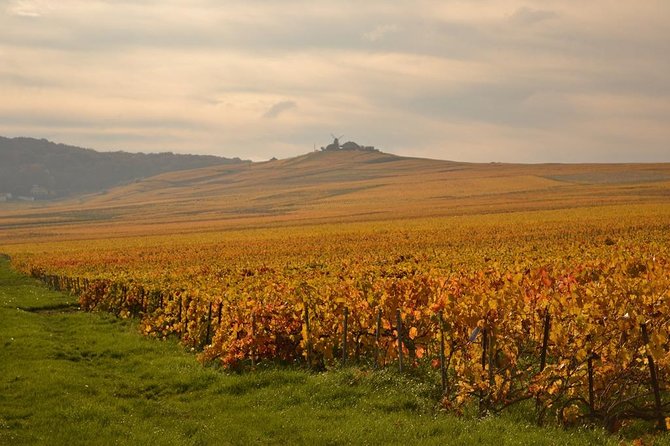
[0,136,246,200]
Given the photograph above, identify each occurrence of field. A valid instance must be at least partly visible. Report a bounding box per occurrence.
[1,150,670,243]
[1,151,670,443]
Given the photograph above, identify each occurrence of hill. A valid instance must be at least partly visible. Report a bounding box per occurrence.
[1,147,670,243]
[0,136,246,200]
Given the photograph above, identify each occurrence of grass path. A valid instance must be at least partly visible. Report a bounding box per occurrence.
[0,258,644,445]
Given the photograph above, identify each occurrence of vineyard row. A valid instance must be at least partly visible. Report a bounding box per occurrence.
[28,254,670,432]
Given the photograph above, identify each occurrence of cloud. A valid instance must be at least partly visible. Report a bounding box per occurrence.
[6,0,51,17]
[362,24,399,42]
[262,101,297,119]
[0,1,669,162]
[508,7,558,26]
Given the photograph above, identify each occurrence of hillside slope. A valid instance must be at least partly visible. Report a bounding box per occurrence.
[0,136,246,199]
[1,148,669,242]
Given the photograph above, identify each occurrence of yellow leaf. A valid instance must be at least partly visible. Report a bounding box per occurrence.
[409,327,418,340]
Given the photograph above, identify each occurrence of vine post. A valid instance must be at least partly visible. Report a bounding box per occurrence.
[342,307,348,366]
[587,352,595,414]
[374,308,382,369]
[479,327,488,416]
[438,311,447,392]
[396,309,403,373]
[641,322,666,430]
[204,302,213,346]
[251,312,257,368]
[540,307,551,372]
[304,304,312,369]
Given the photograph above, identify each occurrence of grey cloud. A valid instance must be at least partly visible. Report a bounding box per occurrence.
[378,81,573,130]
[509,7,558,26]
[263,101,296,119]
[0,72,64,88]
[362,24,399,42]
[0,4,486,61]
[0,111,214,132]
[6,0,50,17]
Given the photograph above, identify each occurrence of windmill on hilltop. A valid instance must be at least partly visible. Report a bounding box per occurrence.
[326,134,343,151]
[320,134,377,152]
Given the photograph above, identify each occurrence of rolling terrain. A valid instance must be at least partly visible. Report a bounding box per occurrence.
[1,147,669,243]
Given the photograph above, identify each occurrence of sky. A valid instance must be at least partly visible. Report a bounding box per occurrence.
[1,0,669,163]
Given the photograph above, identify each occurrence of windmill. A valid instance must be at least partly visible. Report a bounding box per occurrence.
[330,134,344,150]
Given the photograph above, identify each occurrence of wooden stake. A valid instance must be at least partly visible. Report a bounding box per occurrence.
[304,305,312,369]
[587,353,595,413]
[251,313,257,368]
[488,328,495,388]
[479,327,488,415]
[540,308,551,372]
[397,309,404,372]
[481,328,488,369]
[342,307,348,366]
[183,298,190,334]
[439,311,447,392]
[205,302,213,346]
[641,323,666,430]
[375,308,382,368]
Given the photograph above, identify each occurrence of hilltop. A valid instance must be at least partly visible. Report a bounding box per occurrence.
[0,136,246,200]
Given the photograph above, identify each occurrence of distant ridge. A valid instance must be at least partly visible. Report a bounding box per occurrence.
[0,136,247,200]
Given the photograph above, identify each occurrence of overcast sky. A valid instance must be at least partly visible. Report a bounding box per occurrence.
[1,1,669,162]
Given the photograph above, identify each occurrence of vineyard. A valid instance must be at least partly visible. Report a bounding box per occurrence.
[3,205,669,433]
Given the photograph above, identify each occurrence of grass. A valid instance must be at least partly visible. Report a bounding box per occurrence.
[0,258,662,445]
